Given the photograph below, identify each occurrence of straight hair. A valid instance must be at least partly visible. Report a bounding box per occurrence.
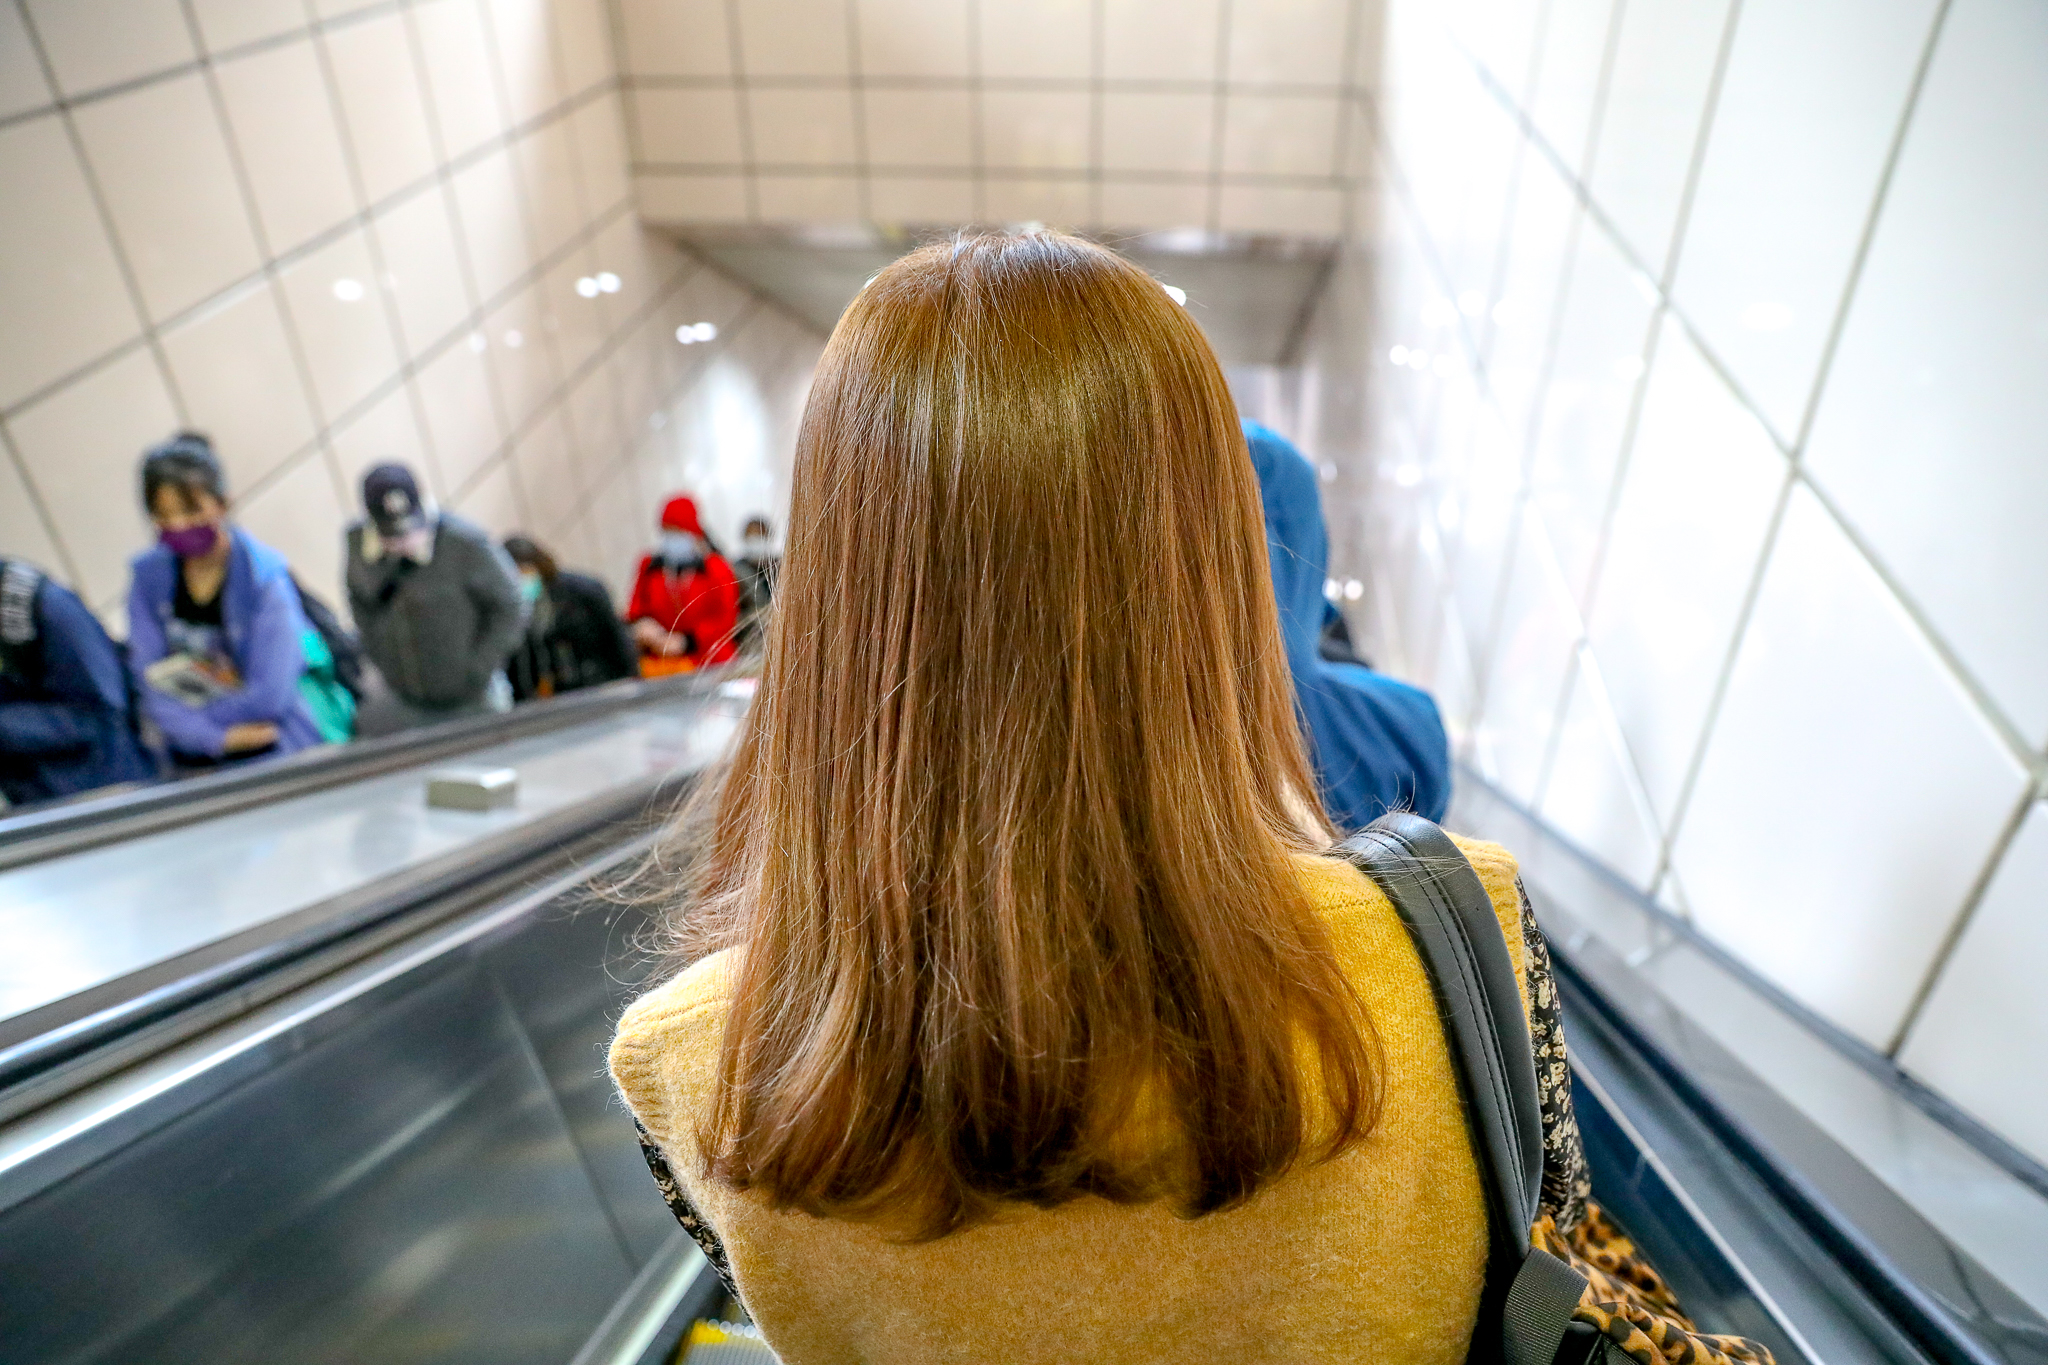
[140,431,227,512]
[668,230,1382,1239]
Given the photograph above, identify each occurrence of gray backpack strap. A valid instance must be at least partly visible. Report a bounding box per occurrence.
[1339,813,1593,1365]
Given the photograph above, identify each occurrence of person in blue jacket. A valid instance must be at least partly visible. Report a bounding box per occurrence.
[1244,421,1451,828]
[0,558,156,805]
[126,434,322,768]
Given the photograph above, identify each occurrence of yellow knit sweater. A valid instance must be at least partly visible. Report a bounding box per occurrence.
[610,837,1529,1365]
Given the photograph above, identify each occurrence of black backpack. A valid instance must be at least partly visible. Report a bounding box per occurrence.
[292,576,367,701]
[1340,813,1609,1365]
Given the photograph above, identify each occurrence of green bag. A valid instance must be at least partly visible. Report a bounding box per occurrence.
[297,625,356,744]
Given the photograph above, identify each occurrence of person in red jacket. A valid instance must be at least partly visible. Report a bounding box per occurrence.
[626,496,740,672]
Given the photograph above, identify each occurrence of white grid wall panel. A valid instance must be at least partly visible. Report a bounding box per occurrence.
[1,0,825,626]
[1312,0,2048,1169]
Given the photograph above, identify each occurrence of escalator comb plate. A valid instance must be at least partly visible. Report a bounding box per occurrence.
[681,1319,779,1362]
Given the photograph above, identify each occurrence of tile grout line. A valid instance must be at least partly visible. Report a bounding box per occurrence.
[1203,0,1233,234]
[843,0,873,223]
[1495,0,1635,813]
[0,0,416,134]
[396,0,520,519]
[721,0,758,222]
[304,0,458,503]
[9,0,196,597]
[1887,777,2041,1059]
[0,421,84,591]
[1641,464,1798,898]
[179,0,353,512]
[1651,0,1744,294]
[225,195,638,516]
[620,71,1360,97]
[964,0,984,222]
[447,250,706,509]
[1443,4,2042,882]
[1086,0,1104,229]
[629,161,1355,190]
[0,80,623,428]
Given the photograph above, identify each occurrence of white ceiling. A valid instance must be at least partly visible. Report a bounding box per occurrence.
[675,226,1338,365]
[617,0,1381,238]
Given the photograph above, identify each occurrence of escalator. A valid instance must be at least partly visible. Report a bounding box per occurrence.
[0,676,738,1365]
[2,698,2044,1364]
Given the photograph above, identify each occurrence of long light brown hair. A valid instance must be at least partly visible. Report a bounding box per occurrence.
[673,230,1381,1238]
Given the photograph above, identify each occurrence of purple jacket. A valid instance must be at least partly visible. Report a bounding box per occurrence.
[127,528,322,761]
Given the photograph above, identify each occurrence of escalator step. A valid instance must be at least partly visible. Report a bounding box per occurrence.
[680,1319,779,1363]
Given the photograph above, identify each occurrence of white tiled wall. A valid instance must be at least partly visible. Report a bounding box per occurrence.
[616,0,1374,234]
[1,0,824,625]
[1302,0,2048,1171]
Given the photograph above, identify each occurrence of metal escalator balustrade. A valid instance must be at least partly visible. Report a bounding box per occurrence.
[0,671,723,873]
[1449,770,2048,1365]
[0,675,748,1125]
[0,804,720,1364]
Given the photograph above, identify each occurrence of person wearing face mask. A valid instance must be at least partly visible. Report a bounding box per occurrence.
[345,463,526,737]
[125,434,323,767]
[501,534,637,701]
[1,557,156,804]
[731,514,780,652]
[625,496,739,675]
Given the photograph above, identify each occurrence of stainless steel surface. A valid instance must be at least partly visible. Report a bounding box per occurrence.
[0,825,679,1365]
[0,674,719,873]
[0,696,736,1031]
[1450,774,2048,1316]
[568,1235,717,1365]
[1451,771,2048,1363]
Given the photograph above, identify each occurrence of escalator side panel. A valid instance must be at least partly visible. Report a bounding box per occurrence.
[0,902,656,1364]
[483,896,677,1265]
[1562,971,1932,1365]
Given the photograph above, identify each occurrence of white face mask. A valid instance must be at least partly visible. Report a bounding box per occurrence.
[741,535,773,559]
[657,531,704,568]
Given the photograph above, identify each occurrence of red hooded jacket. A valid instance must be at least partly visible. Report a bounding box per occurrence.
[625,496,739,666]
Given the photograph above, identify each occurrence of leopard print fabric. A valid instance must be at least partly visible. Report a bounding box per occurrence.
[1539,1208,1774,1364]
[1520,878,1593,1235]
[1516,883,1773,1365]
[635,1117,740,1302]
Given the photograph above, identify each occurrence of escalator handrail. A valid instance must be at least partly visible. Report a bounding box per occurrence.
[0,670,728,873]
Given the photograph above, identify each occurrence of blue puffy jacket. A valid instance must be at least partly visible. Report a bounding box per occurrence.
[127,528,322,762]
[0,561,156,804]
[1245,422,1451,828]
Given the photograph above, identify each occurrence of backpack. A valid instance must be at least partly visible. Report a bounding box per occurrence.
[296,624,356,744]
[292,576,367,701]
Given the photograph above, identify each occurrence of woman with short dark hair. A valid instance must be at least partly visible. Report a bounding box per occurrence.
[127,433,322,766]
[501,533,637,700]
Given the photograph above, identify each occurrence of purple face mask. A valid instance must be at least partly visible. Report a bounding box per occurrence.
[159,524,219,559]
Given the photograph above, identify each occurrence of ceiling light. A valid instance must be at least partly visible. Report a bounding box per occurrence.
[575,276,601,298]
[596,272,621,293]
[1162,284,1187,306]
[331,277,365,302]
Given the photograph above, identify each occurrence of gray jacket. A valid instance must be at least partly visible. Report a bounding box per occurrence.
[345,514,525,709]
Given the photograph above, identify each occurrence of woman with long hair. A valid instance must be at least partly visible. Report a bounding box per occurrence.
[611,232,1536,1363]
